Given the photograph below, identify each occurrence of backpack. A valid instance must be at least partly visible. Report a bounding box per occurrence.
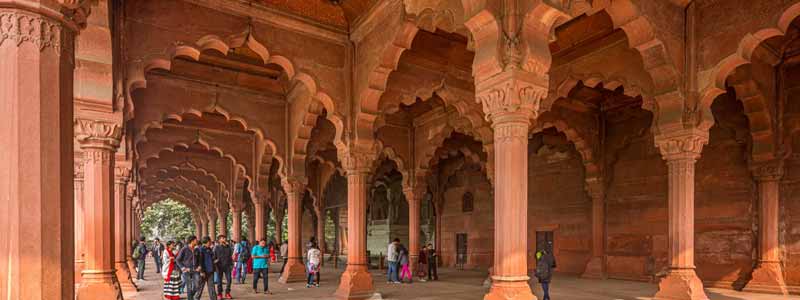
[132,245,142,260]
[238,243,251,261]
[535,256,551,280]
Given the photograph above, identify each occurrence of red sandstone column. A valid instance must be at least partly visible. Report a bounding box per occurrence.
[201,218,209,238]
[478,70,544,300]
[404,185,425,276]
[232,209,243,241]
[335,151,376,300]
[247,211,256,243]
[582,177,606,279]
[195,218,203,238]
[744,161,788,295]
[126,194,136,275]
[0,4,84,299]
[218,209,229,238]
[209,213,217,239]
[113,163,136,292]
[654,129,709,300]
[281,179,308,283]
[75,119,123,300]
[254,199,266,241]
[75,156,86,284]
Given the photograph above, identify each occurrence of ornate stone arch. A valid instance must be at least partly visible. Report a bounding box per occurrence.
[727,69,778,162]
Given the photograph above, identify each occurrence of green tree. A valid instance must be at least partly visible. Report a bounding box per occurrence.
[140,199,195,242]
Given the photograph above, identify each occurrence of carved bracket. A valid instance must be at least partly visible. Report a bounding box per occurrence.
[654,128,709,162]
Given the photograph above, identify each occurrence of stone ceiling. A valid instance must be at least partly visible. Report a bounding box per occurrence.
[259,0,378,28]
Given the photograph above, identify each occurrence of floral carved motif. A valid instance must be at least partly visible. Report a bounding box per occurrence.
[654,129,709,161]
[0,10,63,51]
[75,119,122,150]
[751,160,784,181]
[476,70,548,122]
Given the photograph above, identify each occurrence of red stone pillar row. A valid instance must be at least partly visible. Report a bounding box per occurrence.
[478,70,545,300]
[75,154,86,284]
[744,160,788,295]
[335,150,377,300]
[113,162,136,292]
[219,208,229,238]
[0,3,86,299]
[403,183,426,276]
[281,178,308,283]
[75,119,124,300]
[582,177,606,279]
[653,129,709,300]
[232,209,243,241]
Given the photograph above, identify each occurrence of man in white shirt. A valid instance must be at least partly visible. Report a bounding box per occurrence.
[279,240,289,275]
[386,238,400,283]
[306,243,322,288]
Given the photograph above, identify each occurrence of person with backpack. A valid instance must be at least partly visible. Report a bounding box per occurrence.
[133,237,149,281]
[534,248,557,300]
[234,239,250,284]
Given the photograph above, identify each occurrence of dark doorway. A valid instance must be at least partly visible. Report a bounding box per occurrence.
[456,233,468,269]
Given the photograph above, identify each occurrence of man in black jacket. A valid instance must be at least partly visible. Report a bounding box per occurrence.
[176,236,201,300]
[196,236,217,300]
[214,235,234,299]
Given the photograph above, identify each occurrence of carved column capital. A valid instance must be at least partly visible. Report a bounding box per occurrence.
[584,177,605,201]
[654,128,708,162]
[74,156,85,180]
[403,185,427,204]
[751,159,784,182]
[281,177,307,197]
[476,69,548,124]
[338,147,378,176]
[75,119,122,151]
[114,165,131,185]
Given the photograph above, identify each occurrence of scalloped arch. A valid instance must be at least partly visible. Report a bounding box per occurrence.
[698,2,800,131]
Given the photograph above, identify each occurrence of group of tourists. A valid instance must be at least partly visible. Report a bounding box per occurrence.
[385,238,439,283]
[132,234,326,299]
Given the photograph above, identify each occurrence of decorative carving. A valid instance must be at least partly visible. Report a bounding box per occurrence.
[114,166,131,183]
[654,128,709,161]
[338,147,378,175]
[0,10,64,51]
[751,160,784,182]
[281,177,307,197]
[476,70,548,122]
[75,119,122,150]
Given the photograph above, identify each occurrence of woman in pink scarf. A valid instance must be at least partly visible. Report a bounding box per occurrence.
[161,241,181,300]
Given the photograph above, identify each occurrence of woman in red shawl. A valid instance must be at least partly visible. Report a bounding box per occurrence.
[161,241,181,300]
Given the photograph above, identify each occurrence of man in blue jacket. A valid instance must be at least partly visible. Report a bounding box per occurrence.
[176,236,201,300]
[196,236,217,300]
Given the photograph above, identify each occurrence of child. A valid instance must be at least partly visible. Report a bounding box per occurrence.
[306,243,322,288]
[417,245,428,282]
[398,244,412,283]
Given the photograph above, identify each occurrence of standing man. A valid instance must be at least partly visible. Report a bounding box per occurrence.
[279,240,288,275]
[134,237,149,281]
[153,238,165,274]
[197,237,217,300]
[535,247,557,300]
[426,243,438,281]
[386,238,400,283]
[251,239,271,294]
[176,236,201,300]
[214,235,234,299]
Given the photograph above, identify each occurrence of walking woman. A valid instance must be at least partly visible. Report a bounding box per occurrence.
[162,241,182,300]
[398,244,412,283]
[306,243,321,288]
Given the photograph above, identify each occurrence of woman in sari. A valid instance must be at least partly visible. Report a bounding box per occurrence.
[161,241,182,300]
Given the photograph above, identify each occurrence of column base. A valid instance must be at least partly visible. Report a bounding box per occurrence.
[335,265,378,300]
[76,270,124,300]
[654,269,709,300]
[115,262,138,292]
[581,256,606,279]
[75,260,85,284]
[126,258,136,275]
[279,259,307,283]
[484,278,536,300]
[743,262,788,295]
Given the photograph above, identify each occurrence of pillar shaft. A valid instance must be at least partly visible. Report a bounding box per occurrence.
[232,210,242,241]
[582,178,606,278]
[201,219,208,238]
[477,70,543,300]
[0,5,81,300]
[75,158,86,284]
[335,152,375,300]
[254,201,265,241]
[404,186,424,275]
[209,215,217,239]
[125,195,135,275]
[75,119,123,300]
[281,179,307,283]
[195,220,203,238]
[113,166,135,291]
[744,162,788,295]
[653,129,708,300]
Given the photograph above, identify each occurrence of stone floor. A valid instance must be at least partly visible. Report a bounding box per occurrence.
[127,260,798,300]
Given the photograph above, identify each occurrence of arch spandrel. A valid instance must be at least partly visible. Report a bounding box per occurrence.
[142,168,223,203]
[144,176,216,209]
[141,152,235,201]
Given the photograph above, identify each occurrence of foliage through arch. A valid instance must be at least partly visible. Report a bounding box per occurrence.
[140,199,195,242]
